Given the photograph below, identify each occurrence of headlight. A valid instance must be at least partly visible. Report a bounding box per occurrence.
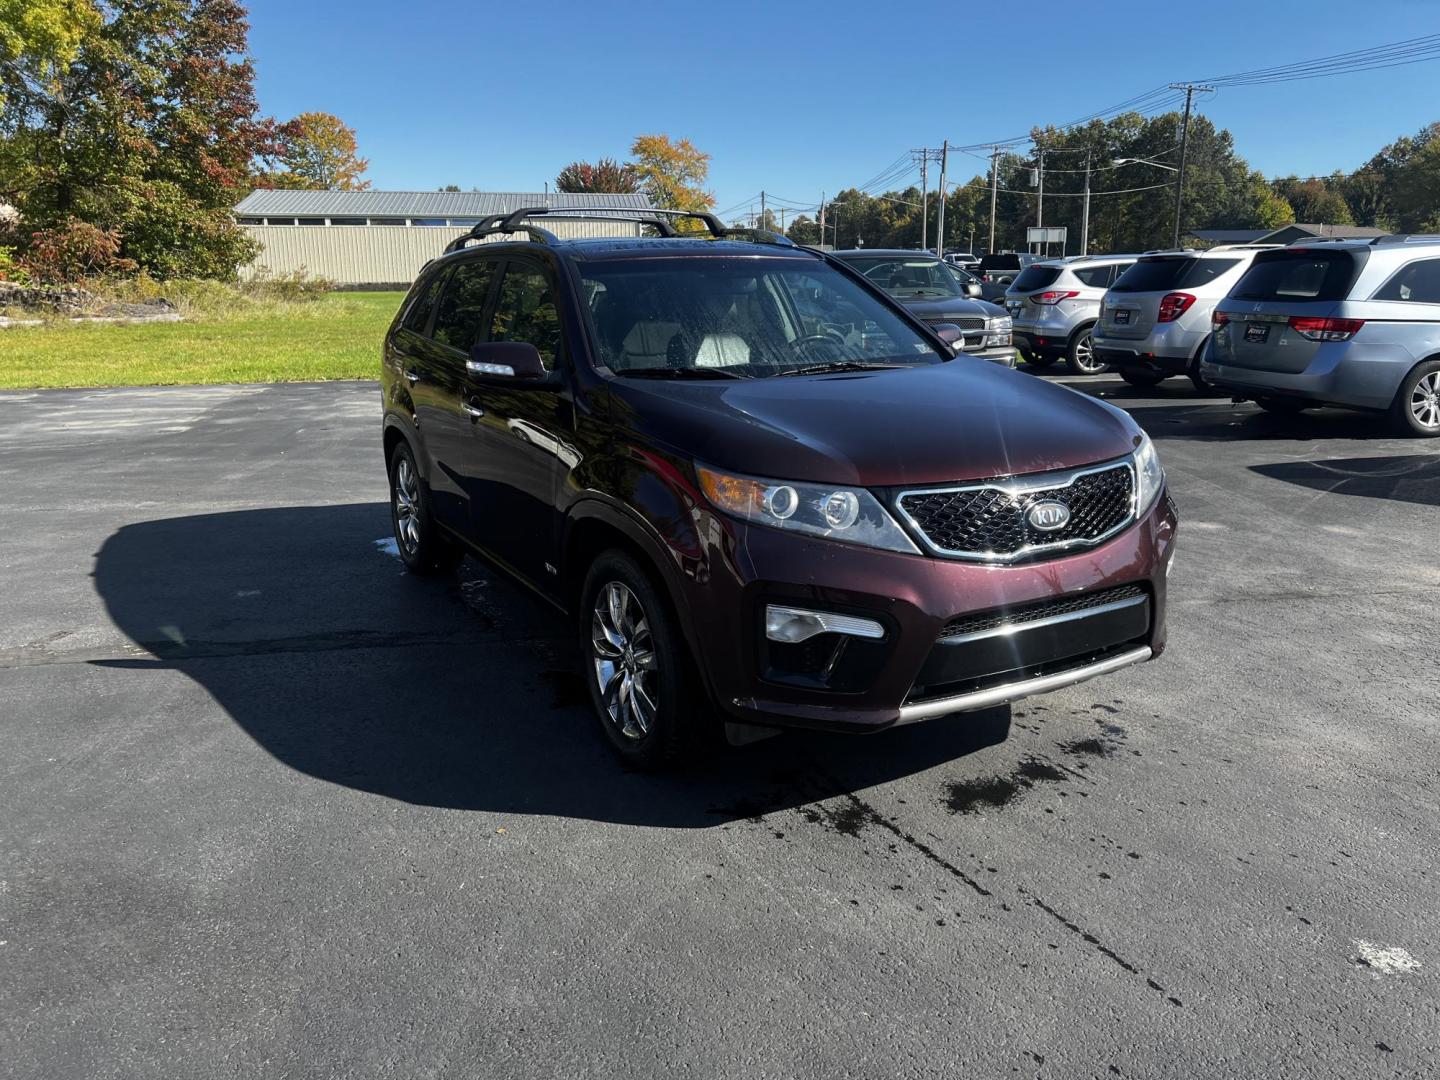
[984,314,1011,347]
[1133,432,1165,514]
[696,464,920,554]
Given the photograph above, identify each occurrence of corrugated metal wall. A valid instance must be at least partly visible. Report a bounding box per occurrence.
[238,222,643,286]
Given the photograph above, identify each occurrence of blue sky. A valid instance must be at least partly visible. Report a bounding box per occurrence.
[245,0,1440,218]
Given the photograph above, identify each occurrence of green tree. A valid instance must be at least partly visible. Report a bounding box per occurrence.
[785,214,820,245]
[1272,177,1353,224]
[629,134,714,213]
[258,111,370,190]
[1392,137,1440,232]
[1,0,278,279]
[0,0,99,108]
[555,158,640,194]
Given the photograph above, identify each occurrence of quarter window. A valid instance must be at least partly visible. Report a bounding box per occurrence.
[1074,266,1112,288]
[1374,258,1440,304]
[490,263,562,369]
[432,260,499,352]
[402,270,448,335]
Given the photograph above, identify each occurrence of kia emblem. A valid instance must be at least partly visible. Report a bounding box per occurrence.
[1026,500,1071,532]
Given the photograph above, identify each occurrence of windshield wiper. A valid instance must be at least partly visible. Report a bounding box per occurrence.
[775,361,903,377]
[620,367,749,380]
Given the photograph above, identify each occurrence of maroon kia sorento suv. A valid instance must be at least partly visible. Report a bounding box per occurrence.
[382,207,1178,768]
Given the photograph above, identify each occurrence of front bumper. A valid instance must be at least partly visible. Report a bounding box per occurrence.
[682,493,1178,733]
[961,345,1017,368]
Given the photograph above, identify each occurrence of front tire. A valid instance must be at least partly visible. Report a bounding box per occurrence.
[388,441,463,575]
[581,550,703,769]
[1065,326,1108,375]
[1390,360,1440,438]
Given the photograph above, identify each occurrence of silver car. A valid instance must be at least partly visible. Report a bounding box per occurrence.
[1202,235,1440,436]
[1006,254,1137,375]
[1093,245,1274,392]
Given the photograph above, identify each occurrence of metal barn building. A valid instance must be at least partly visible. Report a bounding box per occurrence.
[233,190,655,287]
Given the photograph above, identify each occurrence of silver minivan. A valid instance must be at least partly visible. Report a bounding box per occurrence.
[1094,246,1273,392]
[1202,236,1440,436]
[1006,254,1136,375]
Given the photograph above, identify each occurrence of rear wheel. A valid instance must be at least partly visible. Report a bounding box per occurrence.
[1120,368,1166,388]
[1254,396,1309,415]
[581,550,704,769]
[1187,335,1215,394]
[1390,360,1440,437]
[1065,326,1108,375]
[388,441,463,575]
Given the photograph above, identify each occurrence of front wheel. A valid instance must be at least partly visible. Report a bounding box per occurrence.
[388,441,463,575]
[1390,360,1440,438]
[581,551,704,769]
[1065,327,1108,375]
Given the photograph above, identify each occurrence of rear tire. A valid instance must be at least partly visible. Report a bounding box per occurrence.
[1187,335,1215,394]
[581,550,706,770]
[1254,396,1309,415]
[1120,368,1166,388]
[1389,360,1440,438]
[1065,326,1108,375]
[388,441,463,575]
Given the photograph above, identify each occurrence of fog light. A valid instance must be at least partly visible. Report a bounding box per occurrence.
[765,605,884,643]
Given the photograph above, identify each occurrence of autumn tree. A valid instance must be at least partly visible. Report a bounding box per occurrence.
[555,158,640,194]
[0,0,98,109]
[258,112,370,190]
[629,134,714,213]
[1271,177,1353,225]
[0,0,278,278]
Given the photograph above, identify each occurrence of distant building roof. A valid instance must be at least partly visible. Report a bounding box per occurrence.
[234,189,653,219]
[1187,228,1270,245]
[1273,223,1388,240]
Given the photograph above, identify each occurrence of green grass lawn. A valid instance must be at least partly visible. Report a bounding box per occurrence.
[0,291,406,389]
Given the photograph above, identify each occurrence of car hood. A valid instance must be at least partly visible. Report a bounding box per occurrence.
[893,295,1005,319]
[610,360,1141,488]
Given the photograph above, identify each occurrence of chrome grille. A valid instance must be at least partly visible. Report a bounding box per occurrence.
[896,461,1135,561]
[940,584,1147,640]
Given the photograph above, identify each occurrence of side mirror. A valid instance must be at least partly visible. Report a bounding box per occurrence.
[467,341,547,381]
[962,281,982,299]
[931,323,963,353]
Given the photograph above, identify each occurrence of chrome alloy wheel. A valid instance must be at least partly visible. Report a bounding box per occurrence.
[393,455,421,555]
[1412,371,1440,430]
[591,581,659,740]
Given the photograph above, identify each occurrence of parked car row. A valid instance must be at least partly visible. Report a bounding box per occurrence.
[1002,236,1440,436]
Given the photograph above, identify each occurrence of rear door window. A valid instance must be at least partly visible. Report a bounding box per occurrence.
[1232,251,1361,302]
[1373,258,1440,304]
[402,270,448,335]
[1011,266,1063,291]
[432,259,500,352]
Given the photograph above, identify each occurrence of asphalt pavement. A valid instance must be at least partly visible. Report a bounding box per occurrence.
[2,374,1437,1079]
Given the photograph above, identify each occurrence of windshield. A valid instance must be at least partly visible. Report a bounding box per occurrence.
[580,257,945,377]
[841,256,965,299]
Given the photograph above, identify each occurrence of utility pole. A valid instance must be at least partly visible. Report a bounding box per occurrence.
[915,149,929,251]
[1080,152,1092,256]
[818,192,825,249]
[1036,146,1045,242]
[934,140,948,259]
[1169,82,1213,248]
[987,146,1001,254]
[760,190,766,232]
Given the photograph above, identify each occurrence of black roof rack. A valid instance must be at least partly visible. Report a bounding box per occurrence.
[442,206,793,254]
[1372,233,1440,245]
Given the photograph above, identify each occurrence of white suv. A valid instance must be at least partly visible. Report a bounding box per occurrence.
[1093,245,1275,392]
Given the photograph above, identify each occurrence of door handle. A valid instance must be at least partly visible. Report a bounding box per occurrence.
[403,368,421,385]
[462,400,485,419]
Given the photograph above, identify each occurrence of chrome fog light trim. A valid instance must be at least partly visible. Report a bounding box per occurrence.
[765,605,884,644]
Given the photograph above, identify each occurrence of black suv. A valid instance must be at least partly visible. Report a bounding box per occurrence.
[382,208,1175,768]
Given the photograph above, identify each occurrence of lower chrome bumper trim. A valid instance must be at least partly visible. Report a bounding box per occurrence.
[896,645,1153,724]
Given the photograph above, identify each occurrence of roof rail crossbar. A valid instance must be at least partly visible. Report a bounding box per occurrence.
[1287,235,1352,245]
[443,215,560,253]
[496,205,795,246]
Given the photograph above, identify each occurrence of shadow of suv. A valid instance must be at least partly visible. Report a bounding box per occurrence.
[382,207,1178,768]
